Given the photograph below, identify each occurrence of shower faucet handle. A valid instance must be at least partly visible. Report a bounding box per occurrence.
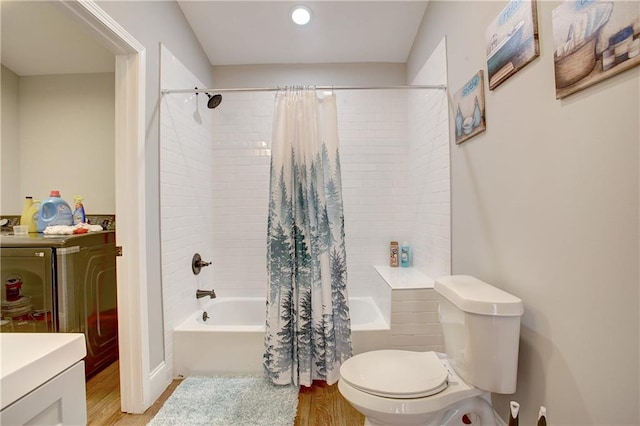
[192,253,212,275]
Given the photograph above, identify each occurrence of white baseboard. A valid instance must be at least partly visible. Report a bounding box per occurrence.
[149,361,172,406]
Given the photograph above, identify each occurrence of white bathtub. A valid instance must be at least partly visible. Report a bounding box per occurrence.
[173,296,389,377]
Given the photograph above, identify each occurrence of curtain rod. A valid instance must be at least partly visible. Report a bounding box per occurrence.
[161,84,447,95]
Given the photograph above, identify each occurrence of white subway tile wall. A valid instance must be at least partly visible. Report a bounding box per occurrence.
[391,41,449,352]
[209,88,449,297]
[390,288,443,352]
[409,39,451,280]
[160,46,216,374]
[339,90,411,301]
[161,56,450,358]
[211,92,273,297]
[210,90,418,299]
[209,88,449,352]
[408,88,451,279]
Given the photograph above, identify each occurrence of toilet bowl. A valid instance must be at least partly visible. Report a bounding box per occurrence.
[339,350,495,425]
[338,275,524,426]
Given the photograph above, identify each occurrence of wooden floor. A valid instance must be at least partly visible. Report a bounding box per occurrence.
[86,361,364,425]
[294,380,364,426]
[86,361,180,425]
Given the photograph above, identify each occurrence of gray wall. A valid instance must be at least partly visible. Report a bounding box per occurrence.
[408,1,639,424]
[212,62,406,87]
[17,73,115,213]
[1,66,20,212]
[96,0,214,370]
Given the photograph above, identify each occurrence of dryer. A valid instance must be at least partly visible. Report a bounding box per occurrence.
[0,228,118,378]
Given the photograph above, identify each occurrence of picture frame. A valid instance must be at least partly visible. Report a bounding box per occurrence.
[552,0,640,99]
[453,71,486,145]
[486,0,540,90]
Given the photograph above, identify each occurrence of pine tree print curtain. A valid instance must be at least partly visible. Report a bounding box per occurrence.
[264,88,352,387]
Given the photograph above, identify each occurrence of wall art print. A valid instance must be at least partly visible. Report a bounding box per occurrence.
[552,0,640,99]
[486,0,540,90]
[453,71,486,145]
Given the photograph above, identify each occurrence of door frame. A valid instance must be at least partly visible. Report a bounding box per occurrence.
[56,0,151,413]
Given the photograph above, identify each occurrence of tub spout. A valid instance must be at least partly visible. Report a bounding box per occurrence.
[196,289,216,299]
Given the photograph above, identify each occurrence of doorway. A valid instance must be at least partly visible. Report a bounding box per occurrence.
[53,0,150,413]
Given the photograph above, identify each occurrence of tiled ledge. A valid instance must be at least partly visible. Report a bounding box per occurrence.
[374,265,435,290]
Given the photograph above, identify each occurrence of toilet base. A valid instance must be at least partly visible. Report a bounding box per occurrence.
[339,369,497,426]
[360,395,496,426]
[339,353,500,426]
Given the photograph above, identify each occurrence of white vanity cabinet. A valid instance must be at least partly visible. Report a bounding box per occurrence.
[0,333,87,425]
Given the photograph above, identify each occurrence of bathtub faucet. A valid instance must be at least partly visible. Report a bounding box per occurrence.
[196,289,216,299]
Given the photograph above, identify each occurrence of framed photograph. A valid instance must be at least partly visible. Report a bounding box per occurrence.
[552,1,640,99]
[486,0,540,90]
[453,71,486,145]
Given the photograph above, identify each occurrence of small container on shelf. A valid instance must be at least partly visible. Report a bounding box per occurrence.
[390,241,399,267]
[400,241,410,267]
[73,196,87,225]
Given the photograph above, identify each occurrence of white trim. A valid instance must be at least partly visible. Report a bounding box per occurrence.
[54,0,151,413]
[55,0,144,55]
[149,361,172,404]
[114,51,151,413]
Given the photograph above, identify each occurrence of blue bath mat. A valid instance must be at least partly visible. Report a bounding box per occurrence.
[148,376,299,425]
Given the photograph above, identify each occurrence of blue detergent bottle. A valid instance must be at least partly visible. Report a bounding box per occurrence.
[37,190,73,232]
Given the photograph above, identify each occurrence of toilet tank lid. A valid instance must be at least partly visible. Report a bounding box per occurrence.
[435,275,524,316]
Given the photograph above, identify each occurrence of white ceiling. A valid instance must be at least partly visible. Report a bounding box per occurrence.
[1,1,114,76]
[178,1,429,66]
[1,1,428,76]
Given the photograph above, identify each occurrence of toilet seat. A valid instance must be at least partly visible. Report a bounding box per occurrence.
[340,350,449,398]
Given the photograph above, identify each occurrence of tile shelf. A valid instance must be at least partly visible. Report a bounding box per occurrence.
[373,265,435,290]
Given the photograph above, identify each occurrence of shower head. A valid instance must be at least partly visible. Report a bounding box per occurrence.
[206,93,222,109]
[194,88,222,110]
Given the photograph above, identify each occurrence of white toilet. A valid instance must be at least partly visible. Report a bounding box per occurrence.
[338,275,524,426]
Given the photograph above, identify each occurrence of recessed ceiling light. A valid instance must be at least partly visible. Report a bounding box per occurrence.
[291,6,312,26]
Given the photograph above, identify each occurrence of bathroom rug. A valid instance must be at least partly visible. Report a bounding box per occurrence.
[147,376,299,425]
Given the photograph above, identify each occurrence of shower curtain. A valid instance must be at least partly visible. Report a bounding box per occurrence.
[264,88,352,387]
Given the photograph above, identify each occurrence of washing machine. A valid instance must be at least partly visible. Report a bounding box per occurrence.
[0,221,118,378]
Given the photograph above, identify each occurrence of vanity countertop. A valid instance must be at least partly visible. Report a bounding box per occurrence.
[0,333,86,410]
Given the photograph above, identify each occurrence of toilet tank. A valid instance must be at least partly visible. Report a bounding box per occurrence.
[435,275,523,394]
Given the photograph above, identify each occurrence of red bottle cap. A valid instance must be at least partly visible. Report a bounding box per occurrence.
[49,190,60,197]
